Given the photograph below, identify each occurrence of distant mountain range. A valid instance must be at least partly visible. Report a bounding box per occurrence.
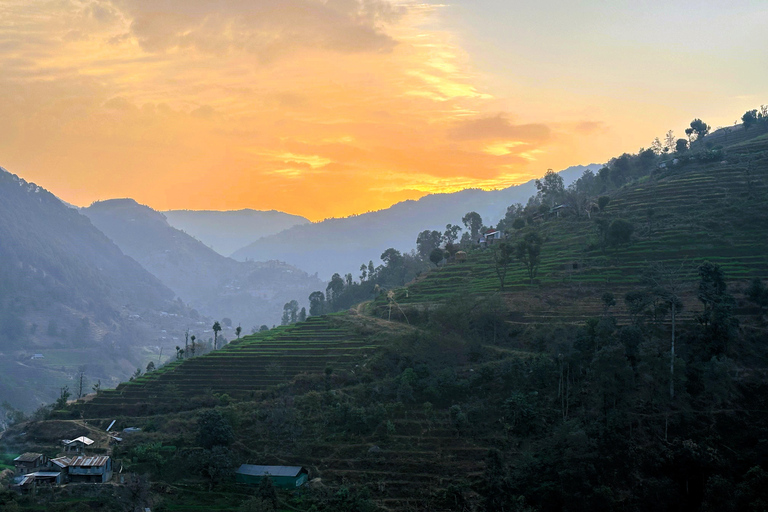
[230,164,601,280]
[163,209,309,256]
[0,167,188,412]
[83,199,324,330]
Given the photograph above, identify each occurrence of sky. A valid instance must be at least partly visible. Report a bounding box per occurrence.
[1,1,766,221]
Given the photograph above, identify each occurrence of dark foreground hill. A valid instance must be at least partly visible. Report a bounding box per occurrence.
[0,168,190,413]
[231,164,601,280]
[83,199,324,330]
[163,209,310,257]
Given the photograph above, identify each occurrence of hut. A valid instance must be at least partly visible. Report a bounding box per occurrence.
[236,465,309,489]
[13,453,48,475]
[62,436,95,454]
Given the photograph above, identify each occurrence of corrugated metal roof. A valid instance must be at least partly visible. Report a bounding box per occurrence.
[64,436,95,445]
[236,464,306,477]
[69,455,110,467]
[30,472,62,478]
[51,457,72,468]
[14,452,43,463]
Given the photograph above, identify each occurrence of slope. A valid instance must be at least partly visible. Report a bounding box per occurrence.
[231,164,601,280]
[0,167,184,412]
[83,199,324,329]
[163,208,310,257]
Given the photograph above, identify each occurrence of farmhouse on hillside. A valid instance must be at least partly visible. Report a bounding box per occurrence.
[236,464,309,488]
[478,229,503,247]
[62,435,95,454]
[13,453,48,475]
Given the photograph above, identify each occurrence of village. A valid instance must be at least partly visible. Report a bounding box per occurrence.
[4,420,309,499]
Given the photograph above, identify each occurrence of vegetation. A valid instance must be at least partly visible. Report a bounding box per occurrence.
[4,107,768,511]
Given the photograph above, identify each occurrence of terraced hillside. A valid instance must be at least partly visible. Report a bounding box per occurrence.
[380,131,768,324]
[78,315,384,417]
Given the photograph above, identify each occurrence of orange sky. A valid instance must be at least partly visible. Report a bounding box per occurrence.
[1,1,766,221]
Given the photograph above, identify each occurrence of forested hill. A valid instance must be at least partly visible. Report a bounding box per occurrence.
[231,164,601,280]
[0,168,182,412]
[163,209,310,257]
[83,199,324,329]
[50,114,768,512]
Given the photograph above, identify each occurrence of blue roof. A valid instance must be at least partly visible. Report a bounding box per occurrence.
[236,464,306,478]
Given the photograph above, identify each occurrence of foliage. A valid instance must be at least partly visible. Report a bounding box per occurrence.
[515,230,543,284]
[196,409,234,449]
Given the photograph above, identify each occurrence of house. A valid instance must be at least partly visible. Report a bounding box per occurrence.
[27,471,66,485]
[13,453,48,474]
[62,436,95,454]
[478,230,503,247]
[236,465,309,489]
[67,455,113,483]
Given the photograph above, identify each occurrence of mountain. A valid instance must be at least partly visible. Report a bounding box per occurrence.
[162,209,309,256]
[230,164,602,279]
[83,199,324,330]
[62,123,768,512]
[0,167,187,412]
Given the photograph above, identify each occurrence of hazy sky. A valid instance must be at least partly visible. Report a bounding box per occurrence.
[1,1,766,220]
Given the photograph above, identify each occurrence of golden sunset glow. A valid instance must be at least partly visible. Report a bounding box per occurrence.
[1,1,766,220]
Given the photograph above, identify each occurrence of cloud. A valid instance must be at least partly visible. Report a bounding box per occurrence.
[449,115,551,143]
[106,0,402,57]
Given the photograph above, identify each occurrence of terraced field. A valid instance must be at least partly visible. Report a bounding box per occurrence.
[78,315,379,417]
[379,132,768,323]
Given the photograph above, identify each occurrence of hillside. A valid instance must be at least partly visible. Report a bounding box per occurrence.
[0,168,189,413]
[163,209,310,257]
[15,125,764,511]
[231,164,601,280]
[83,199,324,330]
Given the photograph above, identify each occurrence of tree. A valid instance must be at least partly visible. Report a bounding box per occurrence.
[359,264,368,282]
[326,274,345,307]
[697,261,737,354]
[535,169,565,206]
[146,361,155,372]
[190,335,196,357]
[429,247,446,267]
[443,224,462,245]
[196,409,234,449]
[235,325,242,339]
[416,230,443,260]
[643,262,688,399]
[512,217,526,230]
[515,231,543,284]
[92,380,101,395]
[55,386,70,409]
[212,321,222,350]
[607,219,634,247]
[664,130,676,153]
[256,475,278,509]
[597,196,611,212]
[298,307,307,322]
[282,300,299,325]
[462,212,483,239]
[746,278,768,312]
[742,109,758,130]
[651,137,663,155]
[492,241,515,290]
[687,118,710,141]
[675,138,688,152]
[309,291,326,316]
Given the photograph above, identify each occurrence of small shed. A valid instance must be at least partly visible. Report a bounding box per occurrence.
[13,453,48,474]
[236,465,309,489]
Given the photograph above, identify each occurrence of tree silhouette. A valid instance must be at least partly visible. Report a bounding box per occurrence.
[212,321,222,350]
[235,325,242,339]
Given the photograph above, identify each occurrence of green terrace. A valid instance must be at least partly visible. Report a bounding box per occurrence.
[77,315,377,417]
[377,142,768,309]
